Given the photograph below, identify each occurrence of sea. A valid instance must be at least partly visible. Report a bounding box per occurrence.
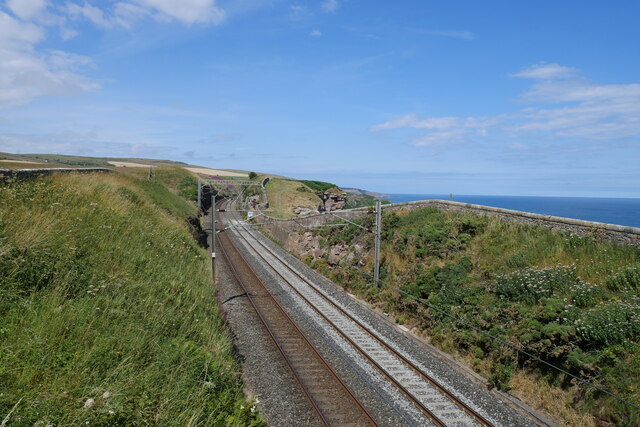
[386,194,640,228]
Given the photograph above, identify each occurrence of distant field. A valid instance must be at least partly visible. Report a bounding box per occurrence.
[184,167,248,177]
[0,159,44,165]
[108,161,150,168]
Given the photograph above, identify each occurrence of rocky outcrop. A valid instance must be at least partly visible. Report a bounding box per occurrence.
[286,231,326,260]
[293,207,319,217]
[327,244,354,265]
[285,230,369,267]
[246,194,268,211]
[319,187,347,212]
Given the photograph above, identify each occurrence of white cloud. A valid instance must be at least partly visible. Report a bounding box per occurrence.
[0,11,44,47]
[310,29,322,37]
[289,4,310,20]
[0,11,98,109]
[65,0,225,27]
[133,0,225,24]
[512,63,577,80]
[321,0,339,13]
[419,29,475,41]
[372,64,640,147]
[65,2,111,28]
[60,27,79,40]
[5,0,48,20]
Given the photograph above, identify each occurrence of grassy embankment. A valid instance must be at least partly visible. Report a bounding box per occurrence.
[0,168,263,425]
[263,178,387,218]
[264,179,323,219]
[298,207,640,425]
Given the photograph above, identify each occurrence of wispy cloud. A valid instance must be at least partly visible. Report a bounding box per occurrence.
[418,29,476,40]
[321,0,339,13]
[372,63,640,148]
[65,0,226,27]
[310,29,322,37]
[511,62,577,80]
[5,0,48,21]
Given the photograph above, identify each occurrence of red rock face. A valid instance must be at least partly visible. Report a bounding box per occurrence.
[320,189,347,212]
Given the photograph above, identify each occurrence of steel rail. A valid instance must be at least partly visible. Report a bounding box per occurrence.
[231,215,494,427]
[217,204,378,427]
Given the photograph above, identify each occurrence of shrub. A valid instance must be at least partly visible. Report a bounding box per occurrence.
[575,302,640,347]
[606,265,640,293]
[495,265,576,304]
[298,180,337,193]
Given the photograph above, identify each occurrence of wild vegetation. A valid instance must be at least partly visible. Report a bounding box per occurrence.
[343,193,390,209]
[298,207,640,425]
[0,168,263,425]
[297,180,337,193]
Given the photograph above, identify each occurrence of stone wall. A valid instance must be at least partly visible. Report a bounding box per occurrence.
[256,199,640,248]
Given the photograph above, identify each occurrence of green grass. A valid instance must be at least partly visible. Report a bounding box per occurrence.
[0,171,263,425]
[296,207,640,425]
[344,193,390,209]
[265,179,322,218]
[297,180,337,193]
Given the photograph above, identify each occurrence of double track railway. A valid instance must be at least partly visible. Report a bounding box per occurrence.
[217,199,496,426]
[217,205,377,426]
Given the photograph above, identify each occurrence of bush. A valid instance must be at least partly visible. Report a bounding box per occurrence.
[495,265,576,304]
[298,180,337,192]
[575,302,640,347]
[606,265,640,293]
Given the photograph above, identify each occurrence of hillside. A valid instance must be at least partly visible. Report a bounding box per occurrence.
[0,168,263,425]
[284,207,640,426]
[263,178,389,218]
[0,152,247,178]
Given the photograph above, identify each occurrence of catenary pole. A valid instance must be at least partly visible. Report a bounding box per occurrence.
[374,200,381,287]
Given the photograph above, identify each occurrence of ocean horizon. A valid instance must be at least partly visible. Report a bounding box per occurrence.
[386,194,640,228]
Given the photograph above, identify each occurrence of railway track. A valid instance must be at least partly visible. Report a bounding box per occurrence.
[216,209,378,426]
[221,201,495,427]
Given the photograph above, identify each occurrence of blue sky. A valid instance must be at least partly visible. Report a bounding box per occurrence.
[1,0,639,197]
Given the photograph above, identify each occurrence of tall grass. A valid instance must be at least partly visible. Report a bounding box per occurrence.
[0,171,263,425]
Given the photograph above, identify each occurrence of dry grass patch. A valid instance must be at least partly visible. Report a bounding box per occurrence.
[510,372,596,426]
